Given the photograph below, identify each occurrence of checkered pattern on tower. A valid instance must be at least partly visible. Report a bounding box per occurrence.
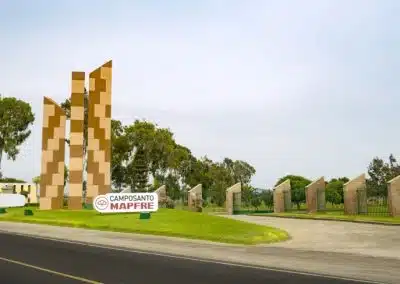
[68,72,86,209]
[40,97,66,210]
[86,60,112,204]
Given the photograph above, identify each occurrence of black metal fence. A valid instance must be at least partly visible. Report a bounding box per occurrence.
[357,190,390,216]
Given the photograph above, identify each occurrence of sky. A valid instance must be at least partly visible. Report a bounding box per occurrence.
[0,0,399,188]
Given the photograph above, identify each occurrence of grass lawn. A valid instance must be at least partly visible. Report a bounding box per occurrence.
[259,211,400,224]
[0,207,289,245]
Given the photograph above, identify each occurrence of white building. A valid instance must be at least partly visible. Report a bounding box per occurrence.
[0,183,39,204]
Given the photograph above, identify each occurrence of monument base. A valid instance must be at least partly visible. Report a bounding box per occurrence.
[68,196,83,210]
[39,197,62,210]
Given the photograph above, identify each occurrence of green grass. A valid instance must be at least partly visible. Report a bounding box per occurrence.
[173,204,226,213]
[259,212,400,224]
[0,207,290,245]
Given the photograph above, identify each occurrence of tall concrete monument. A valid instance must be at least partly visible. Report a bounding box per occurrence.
[39,97,67,210]
[39,60,112,210]
[86,61,113,204]
[68,72,86,209]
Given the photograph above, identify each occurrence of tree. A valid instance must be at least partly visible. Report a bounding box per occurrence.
[124,120,177,179]
[0,177,26,183]
[111,119,130,190]
[222,158,256,186]
[275,175,311,209]
[127,146,149,192]
[366,155,399,197]
[241,185,253,207]
[0,96,35,174]
[64,165,69,187]
[153,172,181,200]
[260,189,274,209]
[325,179,344,205]
[389,154,400,177]
[32,176,41,202]
[248,188,262,210]
[208,160,233,206]
[32,176,40,185]
[105,118,260,206]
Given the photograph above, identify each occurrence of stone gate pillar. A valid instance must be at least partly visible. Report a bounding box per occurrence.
[155,185,167,203]
[343,174,367,215]
[273,179,291,213]
[226,183,241,215]
[188,184,202,211]
[306,177,325,213]
[388,175,400,217]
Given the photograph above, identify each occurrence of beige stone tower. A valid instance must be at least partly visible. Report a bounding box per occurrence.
[86,61,113,204]
[68,72,86,209]
[39,97,67,210]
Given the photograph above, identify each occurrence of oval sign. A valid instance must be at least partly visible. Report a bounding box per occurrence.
[93,193,158,213]
[0,194,26,208]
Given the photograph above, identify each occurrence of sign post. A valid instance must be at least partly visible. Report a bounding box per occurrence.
[93,193,158,215]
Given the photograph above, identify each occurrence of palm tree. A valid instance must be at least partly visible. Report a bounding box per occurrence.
[32,176,40,203]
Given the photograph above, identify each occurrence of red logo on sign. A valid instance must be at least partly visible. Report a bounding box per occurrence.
[94,197,109,211]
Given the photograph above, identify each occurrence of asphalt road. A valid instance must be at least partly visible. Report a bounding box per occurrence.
[0,232,377,284]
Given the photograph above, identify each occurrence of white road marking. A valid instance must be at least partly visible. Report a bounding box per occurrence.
[0,256,102,284]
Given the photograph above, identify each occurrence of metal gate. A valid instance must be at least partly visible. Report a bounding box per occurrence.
[360,185,390,216]
[356,188,367,214]
[316,188,326,211]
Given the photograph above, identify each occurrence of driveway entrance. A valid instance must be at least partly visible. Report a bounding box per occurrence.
[223,215,400,259]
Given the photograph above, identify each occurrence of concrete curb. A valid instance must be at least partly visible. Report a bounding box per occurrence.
[250,214,400,226]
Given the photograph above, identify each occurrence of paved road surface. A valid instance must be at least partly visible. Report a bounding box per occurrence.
[0,232,372,284]
[223,215,400,259]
